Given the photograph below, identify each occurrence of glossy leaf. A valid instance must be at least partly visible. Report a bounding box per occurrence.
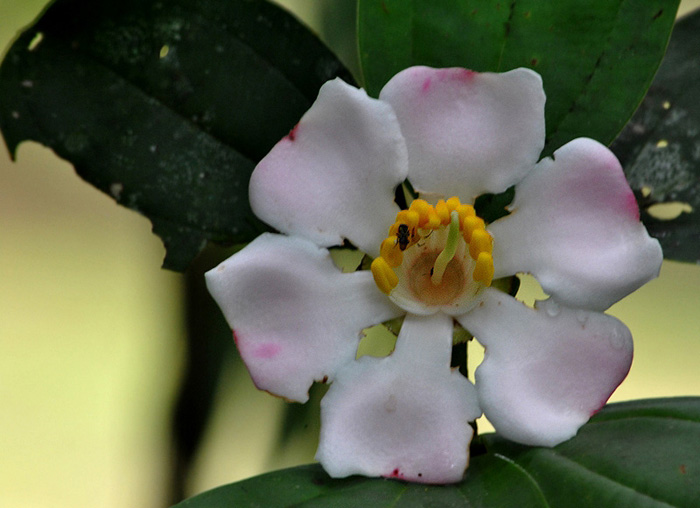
[0,0,353,270]
[174,397,700,507]
[173,455,547,507]
[358,0,679,156]
[611,9,700,264]
[486,397,700,507]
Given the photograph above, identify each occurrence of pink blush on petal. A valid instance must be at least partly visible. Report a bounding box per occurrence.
[625,190,641,221]
[455,68,476,82]
[233,330,281,360]
[253,343,282,359]
[436,67,475,83]
[286,123,300,142]
[418,68,477,96]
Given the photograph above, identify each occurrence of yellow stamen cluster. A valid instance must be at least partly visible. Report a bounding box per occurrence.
[370,197,494,295]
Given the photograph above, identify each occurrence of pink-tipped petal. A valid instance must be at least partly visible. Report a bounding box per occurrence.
[205,233,402,402]
[379,66,545,201]
[316,313,481,484]
[250,79,408,258]
[458,288,633,447]
[490,137,662,311]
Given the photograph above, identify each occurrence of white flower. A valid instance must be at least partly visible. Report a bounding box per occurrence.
[206,66,662,484]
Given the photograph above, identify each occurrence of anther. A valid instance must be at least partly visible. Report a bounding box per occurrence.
[455,204,476,223]
[380,236,403,267]
[425,208,441,229]
[371,257,398,294]
[473,252,494,286]
[395,209,420,229]
[445,197,461,213]
[435,199,451,225]
[409,199,432,227]
[462,216,485,243]
[469,229,493,260]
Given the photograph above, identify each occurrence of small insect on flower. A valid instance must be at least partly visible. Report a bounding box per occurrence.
[396,224,411,251]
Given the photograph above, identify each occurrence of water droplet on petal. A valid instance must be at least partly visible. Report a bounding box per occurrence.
[576,310,589,325]
[543,298,560,317]
[609,326,626,350]
[110,182,123,200]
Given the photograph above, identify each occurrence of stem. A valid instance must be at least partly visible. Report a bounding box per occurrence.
[169,247,232,505]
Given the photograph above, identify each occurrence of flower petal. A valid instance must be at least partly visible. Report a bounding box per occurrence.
[490,137,662,311]
[379,66,545,201]
[250,79,408,257]
[458,288,633,447]
[316,313,481,484]
[205,233,402,402]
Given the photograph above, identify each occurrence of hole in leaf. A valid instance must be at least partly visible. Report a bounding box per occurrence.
[28,32,43,51]
[357,324,398,359]
[474,186,515,223]
[515,273,549,308]
[647,202,693,220]
[329,247,364,273]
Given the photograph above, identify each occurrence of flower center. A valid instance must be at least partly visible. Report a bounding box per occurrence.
[370,197,494,315]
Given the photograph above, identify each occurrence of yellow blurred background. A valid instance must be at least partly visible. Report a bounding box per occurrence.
[1,1,699,506]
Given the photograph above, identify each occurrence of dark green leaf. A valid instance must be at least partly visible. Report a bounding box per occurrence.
[611,9,700,264]
[0,0,354,270]
[172,454,547,508]
[358,0,679,155]
[485,397,700,508]
[174,398,700,507]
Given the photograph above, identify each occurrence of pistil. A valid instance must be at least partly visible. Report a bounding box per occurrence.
[430,211,460,285]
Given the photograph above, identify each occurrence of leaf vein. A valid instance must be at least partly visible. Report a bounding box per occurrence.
[546,0,625,144]
[493,453,551,508]
[495,0,517,72]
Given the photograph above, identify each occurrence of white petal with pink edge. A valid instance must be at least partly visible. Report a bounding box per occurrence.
[379,66,545,202]
[249,79,408,258]
[205,233,402,402]
[457,288,633,447]
[490,137,662,311]
[316,313,481,484]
